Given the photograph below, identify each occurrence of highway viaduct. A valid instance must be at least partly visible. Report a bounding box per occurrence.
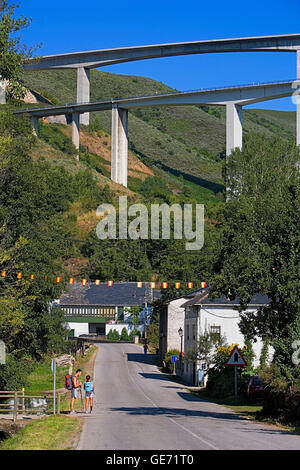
[17,33,300,187]
[15,79,300,187]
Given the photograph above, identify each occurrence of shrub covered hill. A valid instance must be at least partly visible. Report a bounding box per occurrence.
[10,68,296,284]
[22,69,296,199]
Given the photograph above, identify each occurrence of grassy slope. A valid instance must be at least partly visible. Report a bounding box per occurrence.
[22,68,296,161]
[21,69,296,207]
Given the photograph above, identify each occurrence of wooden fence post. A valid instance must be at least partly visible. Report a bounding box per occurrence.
[13,391,18,422]
[57,393,61,415]
[21,388,25,415]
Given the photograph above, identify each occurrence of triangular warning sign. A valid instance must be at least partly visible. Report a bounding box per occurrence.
[224,346,247,367]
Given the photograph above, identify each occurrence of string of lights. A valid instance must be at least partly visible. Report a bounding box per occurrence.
[0,270,206,290]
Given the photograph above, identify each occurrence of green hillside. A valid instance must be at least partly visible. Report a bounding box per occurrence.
[22,69,296,204]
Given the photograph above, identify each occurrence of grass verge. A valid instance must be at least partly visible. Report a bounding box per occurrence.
[0,415,82,450]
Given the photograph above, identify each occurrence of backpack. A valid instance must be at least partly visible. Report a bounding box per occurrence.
[65,374,73,390]
[84,381,93,392]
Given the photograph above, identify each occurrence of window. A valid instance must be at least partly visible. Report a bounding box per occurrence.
[186,325,190,340]
[210,325,221,342]
[192,324,196,340]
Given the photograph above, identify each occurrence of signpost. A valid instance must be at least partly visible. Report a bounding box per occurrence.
[171,355,179,375]
[51,359,57,414]
[224,346,247,397]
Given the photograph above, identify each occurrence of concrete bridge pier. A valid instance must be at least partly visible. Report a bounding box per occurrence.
[226,102,243,156]
[111,105,128,187]
[77,67,90,126]
[31,116,39,136]
[72,112,80,160]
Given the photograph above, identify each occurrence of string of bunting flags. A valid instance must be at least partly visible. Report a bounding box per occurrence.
[0,270,206,289]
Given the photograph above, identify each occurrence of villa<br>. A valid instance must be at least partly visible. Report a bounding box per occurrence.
[54,282,159,337]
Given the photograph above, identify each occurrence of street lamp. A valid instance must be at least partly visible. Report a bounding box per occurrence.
[178,327,183,366]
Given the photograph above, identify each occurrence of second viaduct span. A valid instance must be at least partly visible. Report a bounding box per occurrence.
[22,33,300,187]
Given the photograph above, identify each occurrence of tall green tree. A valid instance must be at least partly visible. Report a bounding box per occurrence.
[210,134,300,380]
[0,113,75,357]
[0,1,38,100]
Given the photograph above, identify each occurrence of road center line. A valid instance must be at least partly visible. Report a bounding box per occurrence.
[124,350,219,450]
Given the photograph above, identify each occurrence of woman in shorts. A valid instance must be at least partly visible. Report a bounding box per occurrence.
[84,375,95,413]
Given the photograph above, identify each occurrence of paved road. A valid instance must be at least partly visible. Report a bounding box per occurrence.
[77,343,300,450]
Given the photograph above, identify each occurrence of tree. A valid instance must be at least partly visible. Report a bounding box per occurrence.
[0,1,39,100]
[120,327,129,342]
[184,330,227,370]
[0,112,76,357]
[210,134,300,381]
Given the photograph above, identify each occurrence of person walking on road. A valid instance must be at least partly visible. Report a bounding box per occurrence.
[84,375,95,413]
[70,369,82,414]
[143,343,148,354]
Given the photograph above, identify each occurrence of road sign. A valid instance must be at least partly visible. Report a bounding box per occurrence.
[225,346,247,397]
[225,346,247,367]
[171,355,179,363]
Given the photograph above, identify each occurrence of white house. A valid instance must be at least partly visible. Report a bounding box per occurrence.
[158,288,273,386]
[53,282,160,338]
[158,296,190,363]
[181,289,272,385]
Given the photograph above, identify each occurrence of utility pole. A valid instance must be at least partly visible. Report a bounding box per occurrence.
[144,282,153,340]
[144,295,147,339]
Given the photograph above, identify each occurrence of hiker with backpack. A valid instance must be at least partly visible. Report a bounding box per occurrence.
[65,369,82,414]
[84,375,95,413]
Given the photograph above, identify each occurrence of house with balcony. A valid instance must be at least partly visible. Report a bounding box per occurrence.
[54,282,159,338]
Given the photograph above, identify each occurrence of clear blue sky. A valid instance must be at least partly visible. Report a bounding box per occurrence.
[19,0,300,111]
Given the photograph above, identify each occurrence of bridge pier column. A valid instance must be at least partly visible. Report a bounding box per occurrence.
[297,50,300,147]
[31,116,39,136]
[77,67,90,126]
[72,112,80,160]
[226,103,243,156]
[111,105,128,187]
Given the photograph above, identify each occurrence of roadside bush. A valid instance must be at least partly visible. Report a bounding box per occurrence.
[206,344,251,398]
[163,349,181,373]
[260,365,300,421]
[0,354,33,390]
[120,328,130,342]
[129,328,140,341]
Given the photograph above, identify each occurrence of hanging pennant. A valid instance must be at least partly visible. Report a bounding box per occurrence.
[82,279,87,286]
[95,280,101,285]
[69,278,74,285]
[175,282,180,289]
[162,282,168,289]
[188,282,193,289]
[108,281,113,287]
[201,282,206,288]
[56,276,61,283]
[17,273,22,279]
[1,271,7,277]
[30,274,35,280]
[150,282,155,289]
[137,282,143,288]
